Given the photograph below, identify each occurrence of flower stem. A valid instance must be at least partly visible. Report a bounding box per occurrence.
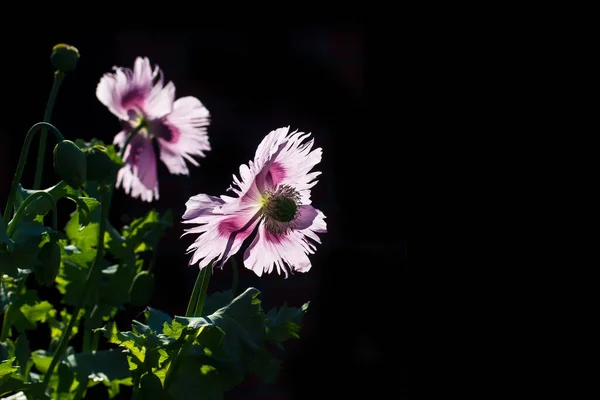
[185,262,212,317]
[119,123,145,159]
[41,185,109,392]
[33,71,65,191]
[6,192,57,237]
[3,122,65,226]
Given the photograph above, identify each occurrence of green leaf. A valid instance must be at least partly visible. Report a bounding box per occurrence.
[265,302,309,345]
[31,350,53,374]
[123,210,172,253]
[72,197,100,229]
[65,210,99,251]
[100,323,146,363]
[145,308,173,334]
[0,357,17,377]
[138,372,167,400]
[65,349,131,383]
[7,221,52,270]
[56,362,75,396]
[0,215,15,253]
[14,333,29,376]
[202,290,234,316]
[176,287,265,355]
[166,359,224,400]
[20,301,53,329]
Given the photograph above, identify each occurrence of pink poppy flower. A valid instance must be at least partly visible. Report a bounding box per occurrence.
[96,57,211,201]
[182,127,327,277]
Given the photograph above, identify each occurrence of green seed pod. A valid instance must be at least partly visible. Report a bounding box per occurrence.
[53,140,87,188]
[50,43,80,73]
[85,145,115,182]
[129,271,155,307]
[35,239,61,286]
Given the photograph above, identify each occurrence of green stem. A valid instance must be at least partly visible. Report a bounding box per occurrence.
[3,122,65,226]
[83,305,98,353]
[91,331,100,352]
[231,257,239,296]
[82,327,91,354]
[119,123,145,159]
[193,264,212,317]
[185,270,203,317]
[6,192,57,237]
[41,186,109,391]
[33,71,65,190]
[185,261,213,317]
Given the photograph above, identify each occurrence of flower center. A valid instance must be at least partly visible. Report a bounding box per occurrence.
[126,110,150,137]
[261,185,301,235]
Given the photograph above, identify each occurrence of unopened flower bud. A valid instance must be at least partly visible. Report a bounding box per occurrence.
[129,271,155,307]
[53,140,87,188]
[51,44,80,73]
[85,145,115,182]
[35,239,60,287]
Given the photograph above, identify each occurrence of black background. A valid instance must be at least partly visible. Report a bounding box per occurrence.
[1,28,407,399]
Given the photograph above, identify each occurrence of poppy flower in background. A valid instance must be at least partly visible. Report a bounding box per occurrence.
[96,57,211,201]
[182,126,327,278]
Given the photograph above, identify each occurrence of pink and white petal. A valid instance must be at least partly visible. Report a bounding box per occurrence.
[243,205,326,277]
[156,96,211,175]
[115,135,159,202]
[143,81,175,120]
[243,224,311,278]
[96,57,158,121]
[268,130,323,191]
[182,193,225,222]
[96,68,133,120]
[183,205,261,271]
[113,130,127,149]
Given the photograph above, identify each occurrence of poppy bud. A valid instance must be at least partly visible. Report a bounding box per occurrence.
[53,140,87,188]
[51,44,80,73]
[35,239,61,286]
[129,271,155,307]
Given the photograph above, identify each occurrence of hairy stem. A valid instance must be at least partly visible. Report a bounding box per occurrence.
[6,192,57,237]
[33,71,65,190]
[3,122,65,226]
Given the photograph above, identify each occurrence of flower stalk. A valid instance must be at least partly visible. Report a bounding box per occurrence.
[3,122,65,226]
[33,71,65,190]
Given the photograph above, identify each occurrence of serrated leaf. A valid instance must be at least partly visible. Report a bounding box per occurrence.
[145,308,173,334]
[265,302,309,344]
[124,210,172,253]
[166,359,224,400]
[20,301,53,328]
[73,197,100,229]
[100,323,146,363]
[0,357,17,377]
[174,287,265,363]
[65,211,99,251]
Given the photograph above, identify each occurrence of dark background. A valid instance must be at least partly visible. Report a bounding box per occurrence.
[1,28,406,399]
